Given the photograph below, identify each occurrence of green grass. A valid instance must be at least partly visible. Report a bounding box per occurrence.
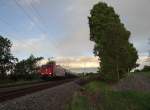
[0,79,42,88]
[100,91,150,110]
[66,93,90,110]
[136,71,150,77]
[66,80,150,110]
[84,81,111,93]
[132,71,150,75]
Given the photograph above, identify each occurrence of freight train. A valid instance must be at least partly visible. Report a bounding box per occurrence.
[38,61,75,79]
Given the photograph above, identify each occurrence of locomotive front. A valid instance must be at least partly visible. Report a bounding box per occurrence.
[39,62,56,78]
[39,61,67,79]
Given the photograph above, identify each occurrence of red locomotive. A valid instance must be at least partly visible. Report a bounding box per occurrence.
[38,61,66,79]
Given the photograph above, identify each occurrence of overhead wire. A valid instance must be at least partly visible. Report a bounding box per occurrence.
[14,0,46,34]
[0,15,19,39]
[0,0,61,57]
[25,0,60,48]
[0,17,21,33]
[14,0,59,53]
[28,0,48,31]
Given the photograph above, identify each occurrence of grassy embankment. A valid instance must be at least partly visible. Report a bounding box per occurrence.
[66,72,150,110]
[0,79,42,88]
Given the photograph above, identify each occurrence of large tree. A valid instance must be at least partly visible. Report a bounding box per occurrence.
[89,2,138,81]
[0,36,17,80]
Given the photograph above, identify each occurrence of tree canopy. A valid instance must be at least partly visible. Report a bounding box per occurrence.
[12,55,43,80]
[0,36,17,80]
[89,2,138,81]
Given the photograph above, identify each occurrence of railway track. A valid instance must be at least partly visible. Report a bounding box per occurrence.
[0,78,76,103]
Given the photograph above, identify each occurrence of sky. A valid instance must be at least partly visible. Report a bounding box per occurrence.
[0,0,149,69]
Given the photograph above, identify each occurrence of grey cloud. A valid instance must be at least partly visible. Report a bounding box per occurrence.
[55,0,150,57]
[54,56,99,68]
[11,0,150,59]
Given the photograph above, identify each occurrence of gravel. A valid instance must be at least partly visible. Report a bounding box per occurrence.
[0,81,81,110]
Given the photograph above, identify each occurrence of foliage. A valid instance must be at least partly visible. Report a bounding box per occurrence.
[66,93,90,110]
[134,69,141,73]
[86,81,111,92]
[46,58,56,65]
[0,36,18,80]
[88,2,138,81]
[134,66,150,73]
[10,55,43,81]
[67,81,150,110]
[141,65,150,72]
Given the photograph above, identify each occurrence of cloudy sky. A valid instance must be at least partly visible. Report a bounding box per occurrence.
[0,0,149,68]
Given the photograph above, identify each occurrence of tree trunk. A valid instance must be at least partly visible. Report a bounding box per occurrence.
[116,64,120,81]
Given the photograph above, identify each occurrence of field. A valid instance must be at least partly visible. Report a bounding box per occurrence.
[66,72,150,110]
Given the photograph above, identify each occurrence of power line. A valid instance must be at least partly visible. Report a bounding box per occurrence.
[28,0,48,30]
[0,17,20,39]
[13,0,59,52]
[0,0,57,56]
[25,0,59,49]
[14,0,45,34]
[0,16,19,33]
[0,0,52,40]
[25,0,60,48]
[0,17,12,27]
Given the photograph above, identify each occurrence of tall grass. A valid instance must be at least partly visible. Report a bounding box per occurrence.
[66,81,150,110]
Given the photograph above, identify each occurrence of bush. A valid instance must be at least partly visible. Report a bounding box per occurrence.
[134,69,141,73]
[141,66,150,72]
